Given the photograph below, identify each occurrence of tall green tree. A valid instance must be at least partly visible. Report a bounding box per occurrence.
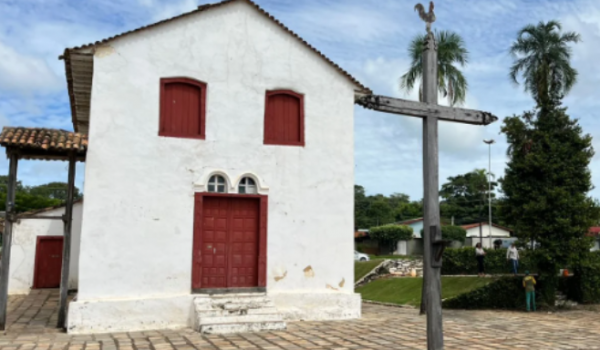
[440,169,497,225]
[501,105,599,303]
[400,30,469,106]
[502,21,597,303]
[509,20,581,107]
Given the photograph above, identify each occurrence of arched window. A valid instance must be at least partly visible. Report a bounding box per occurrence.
[159,77,206,139]
[264,90,304,146]
[207,175,227,193]
[238,177,257,194]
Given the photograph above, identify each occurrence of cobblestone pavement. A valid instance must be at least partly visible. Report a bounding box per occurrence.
[1,290,600,350]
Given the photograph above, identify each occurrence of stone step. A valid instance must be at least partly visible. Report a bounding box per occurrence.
[196,307,279,317]
[199,321,286,335]
[210,292,267,298]
[192,294,286,335]
[199,314,284,325]
[195,296,272,306]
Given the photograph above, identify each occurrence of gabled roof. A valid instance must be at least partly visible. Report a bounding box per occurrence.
[0,127,87,161]
[396,218,423,226]
[461,222,513,232]
[61,0,371,133]
[587,227,600,237]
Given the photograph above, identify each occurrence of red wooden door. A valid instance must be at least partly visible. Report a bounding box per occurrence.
[200,197,229,288]
[34,237,63,289]
[228,198,259,288]
[193,196,259,289]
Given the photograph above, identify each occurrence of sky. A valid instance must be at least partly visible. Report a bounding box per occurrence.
[1,0,600,200]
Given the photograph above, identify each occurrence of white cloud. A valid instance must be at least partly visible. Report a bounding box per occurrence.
[0,42,61,95]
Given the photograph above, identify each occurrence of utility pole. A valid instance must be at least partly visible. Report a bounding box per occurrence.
[484,139,494,248]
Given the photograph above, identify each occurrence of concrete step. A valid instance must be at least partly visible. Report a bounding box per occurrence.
[210,292,267,298]
[192,294,286,334]
[199,314,284,325]
[196,307,279,317]
[199,321,286,335]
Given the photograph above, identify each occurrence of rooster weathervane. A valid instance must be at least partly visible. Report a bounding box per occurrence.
[414,1,436,34]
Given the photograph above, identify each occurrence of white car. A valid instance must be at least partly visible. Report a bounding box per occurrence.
[354,250,370,262]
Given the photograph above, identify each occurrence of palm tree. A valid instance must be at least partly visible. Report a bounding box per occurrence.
[400,30,469,106]
[509,20,581,106]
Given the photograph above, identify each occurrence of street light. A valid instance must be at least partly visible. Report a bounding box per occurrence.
[484,139,495,248]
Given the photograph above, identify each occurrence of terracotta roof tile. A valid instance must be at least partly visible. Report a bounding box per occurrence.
[63,0,370,94]
[0,127,88,155]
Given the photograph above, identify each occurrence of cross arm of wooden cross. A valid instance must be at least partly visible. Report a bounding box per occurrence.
[356,94,498,126]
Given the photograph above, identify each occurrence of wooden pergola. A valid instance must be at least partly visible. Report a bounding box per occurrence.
[0,127,87,330]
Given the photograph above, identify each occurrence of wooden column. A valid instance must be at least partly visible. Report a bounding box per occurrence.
[57,152,76,328]
[0,151,19,330]
[421,32,444,350]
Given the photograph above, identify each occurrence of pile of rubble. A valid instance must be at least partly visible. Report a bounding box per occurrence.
[354,258,424,288]
[388,259,423,277]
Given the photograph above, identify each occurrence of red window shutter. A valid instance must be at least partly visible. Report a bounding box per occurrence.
[159,78,206,139]
[264,90,304,146]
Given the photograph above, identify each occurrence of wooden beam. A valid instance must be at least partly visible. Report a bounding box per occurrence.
[356,94,499,126]
[0,152,19,330]
[421,32,444,350]
[57,152,76,328]
[19,216,64,220]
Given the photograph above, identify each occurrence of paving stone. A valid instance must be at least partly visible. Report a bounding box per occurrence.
[2,290,600,349]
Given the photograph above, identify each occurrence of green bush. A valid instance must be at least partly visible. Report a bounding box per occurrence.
[569,251,600,304]
[420,225,467,243]
[369,224,413,241]
[442,247,534,275]
[443,276,547,310]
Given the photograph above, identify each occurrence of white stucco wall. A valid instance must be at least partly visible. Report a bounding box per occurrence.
[70,1,359,332]
[465,224,511,238]
[466,224,511,248]
[8,202,83,295]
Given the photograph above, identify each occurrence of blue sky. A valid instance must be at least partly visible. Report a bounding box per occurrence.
[1,0,600,200]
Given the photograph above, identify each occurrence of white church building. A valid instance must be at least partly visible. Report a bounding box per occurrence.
[1,0,370,334]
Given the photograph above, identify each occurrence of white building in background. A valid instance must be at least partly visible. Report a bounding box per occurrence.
[59,0,370,334]
[7,202,83,295]
[463,222,513,248]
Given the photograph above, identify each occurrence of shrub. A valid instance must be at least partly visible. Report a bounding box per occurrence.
[369,224,413,242]
[369,224,413,254]
[443,276,547,310]
[568,251,600,304]
[441,247,534,275]
[442,226,467,243]
[420,225,467,243]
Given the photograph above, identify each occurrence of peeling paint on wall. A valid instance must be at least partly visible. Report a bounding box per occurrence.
[274,270,287,282]
[303,266,314,278]
[338,278,345,288]
[326,284,338,291]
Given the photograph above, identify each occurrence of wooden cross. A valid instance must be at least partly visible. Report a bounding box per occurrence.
[357,32,498,350]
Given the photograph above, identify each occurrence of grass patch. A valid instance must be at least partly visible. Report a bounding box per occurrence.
[356,277,496,306]
[355,260,384,282]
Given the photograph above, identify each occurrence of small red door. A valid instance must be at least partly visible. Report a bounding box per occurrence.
[192,196,259,290]
[228,199,259,288]
[33,236,63,289]
[200,197,229,288]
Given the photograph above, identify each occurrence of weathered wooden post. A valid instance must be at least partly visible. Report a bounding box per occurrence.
[421,30,444,349]
[57,152,77,328]
[0,151,19,330]
[356,5,498,349]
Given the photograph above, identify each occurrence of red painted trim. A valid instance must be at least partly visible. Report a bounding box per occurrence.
[33,236,63,289]
[192,193,268,290]
[159,77,207,139]
[263,89,305,147]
